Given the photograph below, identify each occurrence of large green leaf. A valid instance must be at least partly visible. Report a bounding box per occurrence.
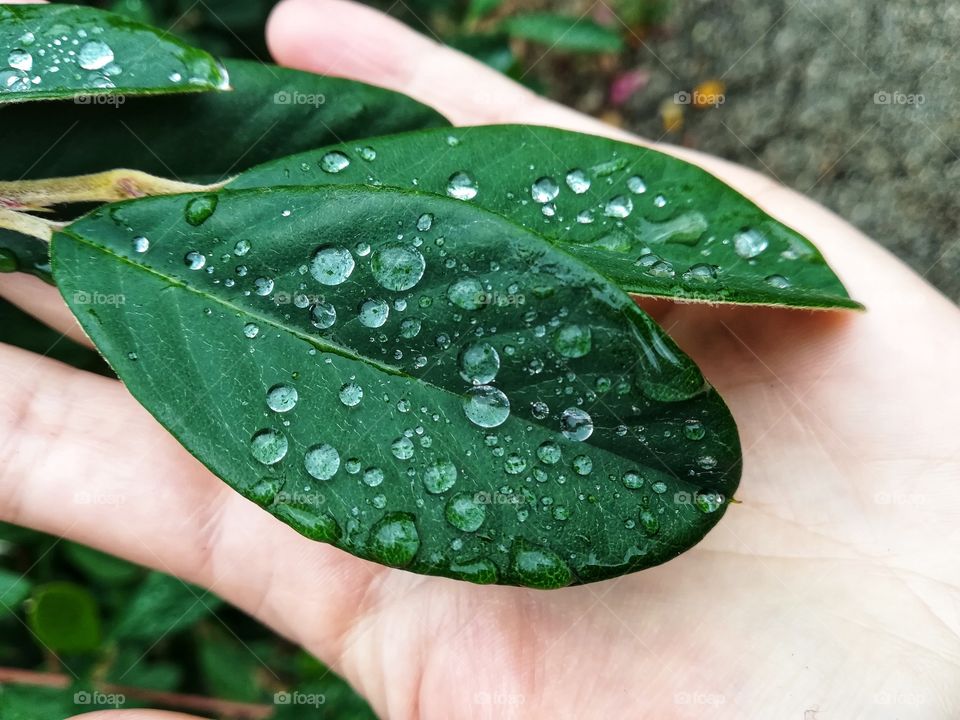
[0,3,229,103]
[231,125,861,309]
[0,58,449,281]
[52,186,740,588]
[504,13,625,53]
[25,581,102,653]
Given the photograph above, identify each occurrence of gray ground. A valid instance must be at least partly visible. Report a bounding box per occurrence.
[618,0,960,303]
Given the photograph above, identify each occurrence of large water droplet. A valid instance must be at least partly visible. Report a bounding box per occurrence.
[0,69,30,91]
[362,467,384,487]
[560,407,593,441]
[554,324,592,358]
[304,443,340,480]
[250,429,288,465]
[310,246,354,286]
[358,298,389,328]
[565,168,591,194]
[572,455,593,475]
[682,263,718,283]
[627,175,647,194]
[445,493,486,532]
[639,510,659,535]
[391,436,414,460]
[370,242,426,291]
[447,278,485,310]
[131,236,149,253]
[78,40,114,70]
[733,228,769,259]
[338,382,363,407]
[696,492,724,513]
[622,470,643,489]
[684,419,706,440]
[510,540,571,589]
[604,195,633,218]
[399,317,421,339]
[367,513,420,567]
[266,383,298,413]
[462,385,510,428]
[253,277,274,296]
[447,171,478,200]
[8,49,32,72]
[243,322,259,339]
[531,176,560,203]
[320,151,350,173]
[537,441,561,465]
[184,195,217,226]
[184,251,206,270]
[423,460,457,494]
[310,301,337,330]
[458,342,500,385]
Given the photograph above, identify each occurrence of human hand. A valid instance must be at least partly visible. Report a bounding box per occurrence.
[2,1,959,718]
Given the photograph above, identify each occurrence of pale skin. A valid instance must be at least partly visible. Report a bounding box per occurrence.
[1,0,959,718]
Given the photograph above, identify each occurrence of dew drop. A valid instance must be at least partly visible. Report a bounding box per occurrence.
[627,175,647,194]
[447,278,485,310]
[184,195,217,226]
[253,277,274,296]
[446,171,478,200]
[639,510,659,535]
[604,195,633,218]
[370,242,426,291]
[653,194,667,208]
[234,239,250,256]
[310,246,355,286]
[576,209,595,224]
[510,540,571,589]
[423,460,458,494]
[77,40,114,70]
[682,263,718,283]
[696,492,725,513]
[622,470,643,489]
[733,228,769,259]
[320,150,350,173]
[445,493,486,532]
[358,298,389,328]
[345,458,361,474]
[8,49,32,72]
[266,383,298,413]
[684,419,706,440]
[184,251,206,270]
[363,467,384,487]
[399,317,422,339]
[309,301,337,330]
[458,342,500,385]
[536,441,561,465]
[462,385,510,428]
[359,146,377,161]
[565,168,591,194]
[417,213,433,231]
[391,436,415,460]
[765,274,791,289]
[554,324,592,358]
[250,429,288,465]
[131,236,149,253]
[338,382,363,407]
[367,513,420,567]
[531,401,550,420]
[243,322,259,339]
[304,443,340,480]
[572,455,593,475]
[504,453,527,475]
[531,176,559,204]
[560,407,593,441]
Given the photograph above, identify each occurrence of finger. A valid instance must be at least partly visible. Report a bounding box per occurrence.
[0,273,94,349]
[0,341,384,663]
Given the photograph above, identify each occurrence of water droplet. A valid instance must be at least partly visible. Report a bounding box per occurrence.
[639,510,659,535]
[733,228,769,259]
[345,458,361,474]
[363,467,384,487]
[537,441,561,465]
[304,443,340,480]
[622,470,643,489]
[359,146,377,161]
[320,151,350,173]
[458,342,500,385]
[367,513,420,567]
[310,246,354,286]
[572,455,593,475]
[423,460,457,494]
[576,209,595,224]
[682,263,718,282]
[554,324,592,358]
[253,277,274,296]
[765,274,791,289]
[541,202,557,217]
[184,195,217,226]
[310,301,337,330]
[627,175,647,194]
[531,176,560,203]
[653,194,667,208]
[697,455,718,469]
[0,69,30,91]
[417,213,433,231]
[184,251,206,270]
[447,278,485,310]
[8,49,32,72]
[266,383,298,412]
[243,322,259,339]
[604,195,633,218]
[391,436,415,460]
[250,429,288,465]
[651,481,668,494]
[448,558,498,584]
[446,171,478,200]
[462,385,510,428]
[399,317,422,339]
[445,493,486,532]
[504,453,527,475]
[510,540,571,589]
[370,242,425,291]
[565,169,591,194]
[531,401,550,420]
[131,236,149,253]
[78,40,114,70]
[234,239,250,256]
[560,407,593,441]
[696,492,724,513]
[338,382,363,407]
[358,298,389,328]
[684,419,706,441]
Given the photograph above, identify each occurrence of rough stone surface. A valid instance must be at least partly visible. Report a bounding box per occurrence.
[622,0,960,303]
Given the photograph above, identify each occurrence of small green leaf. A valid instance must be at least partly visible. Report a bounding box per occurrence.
[0,59,448,282]
[25,582,101,653]
[232,126,861,309]
[53,186,740,588]
[111,572,220,642]
[0,3,229,104]
[504,13,625,53]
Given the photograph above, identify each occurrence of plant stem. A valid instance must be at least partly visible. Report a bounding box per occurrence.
[0,208,65,242]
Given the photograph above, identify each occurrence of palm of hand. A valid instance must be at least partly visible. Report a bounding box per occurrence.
[1,1,958,718]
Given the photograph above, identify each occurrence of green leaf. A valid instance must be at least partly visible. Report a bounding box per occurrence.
[111,572,220,642]
[63,542,143,585]
[0,58,449,282]
[25,582,102,653]
[504,13,625,53]
[52,186,740,588]
[0,3,229,104]
[0,685,78,720]
[231,126,862,309]
[0,569,32,617]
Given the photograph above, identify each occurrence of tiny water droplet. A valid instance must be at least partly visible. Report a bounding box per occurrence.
[417,213,433,231]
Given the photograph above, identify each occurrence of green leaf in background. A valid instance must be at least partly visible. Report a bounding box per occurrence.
[63,542,143,585]
[52,186,740,588]
[232,125,861,309]
[0,684,78,720]
[0,3,229,104]
[504,13,625,54]
[25,582,101,653]
[0,569,32,618]
[111,572,220,642]
[197,626,262,702]
[0,58,449,282]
